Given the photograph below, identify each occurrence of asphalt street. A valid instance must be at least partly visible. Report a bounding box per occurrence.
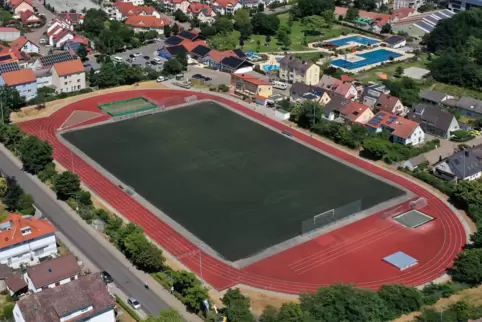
[0,148,170,316]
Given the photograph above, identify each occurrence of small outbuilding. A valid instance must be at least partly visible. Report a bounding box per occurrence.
[275,109,290,120]
[381,35,406,49]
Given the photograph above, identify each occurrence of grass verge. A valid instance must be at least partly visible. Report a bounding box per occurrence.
[115,295,143,322]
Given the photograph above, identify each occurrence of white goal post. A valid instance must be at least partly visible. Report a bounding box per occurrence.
[313,209,335,224]
[409,197,428,210]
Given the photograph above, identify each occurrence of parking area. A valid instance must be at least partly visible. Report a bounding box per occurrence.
[111,42,165,71]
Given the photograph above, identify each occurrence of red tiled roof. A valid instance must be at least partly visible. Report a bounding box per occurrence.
[27,254,81,289]
[17,273,116,322]
[335,6,392,26]
[47,25,62,37]
[20,10,41,23]
[71,34,89,45]
[188,3,212,15]
[334,82,354,96]
[0,27,20,32]
[340,74,356,82]
[9,0,33,9]
[391,8,416,20]
[212,0,238,6]
[207,49,235,63]
[340,101,370,122]
[124,15,168,28]
[182,39,208,52]
[2,68,36,85]
[56,11,84,23]
[52,59,84,76]
[53,29,73,42]
[367,112,420,138]
[233,73,271,86]
[376,93,401,113]
[0,214,56,249]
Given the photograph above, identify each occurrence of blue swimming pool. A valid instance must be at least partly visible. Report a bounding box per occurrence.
[331,49,402,70]
[263,65,280,72]
[327,35,380,47]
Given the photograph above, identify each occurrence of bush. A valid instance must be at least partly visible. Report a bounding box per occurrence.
[218,84,230,92]
[451,130,474,142]
[2,303,14,319]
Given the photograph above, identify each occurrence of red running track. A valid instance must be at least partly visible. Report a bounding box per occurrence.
[18,90,466,294]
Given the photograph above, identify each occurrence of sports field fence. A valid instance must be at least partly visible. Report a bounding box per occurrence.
[301,199,362,235]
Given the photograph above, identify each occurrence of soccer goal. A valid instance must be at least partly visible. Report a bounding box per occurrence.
[409,197,428,210]
[313,209,335,225]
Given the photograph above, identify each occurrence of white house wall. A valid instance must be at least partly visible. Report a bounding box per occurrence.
[0,234,57,268]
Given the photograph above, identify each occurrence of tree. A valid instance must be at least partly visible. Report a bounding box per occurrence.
[172,271,209,312]
[163,24,171,38]
[381,23,392,34]
[282,35,291,48]
[239,37,244,47]
[213,17,233,35]
[18,193,35,215]
[190,17,200,29]
[91,62,119,88]
[259,306,278,322]
[383,77,420,106]
[54,171,81,200]
[0,9,13,26]
[265,35,271,44]
[221,288,255,322]
[0,177,7,198]
[123,231,165,272]
[291,101,323,128]
[18,136,53,174]
[234,9,252,39]
[378,284,423,319]
[395,66,404,78]
[277,303,304,321]
[251,13,280,35]
[174,9,188,22]
[171,23,180,35]
[162,58,183,75]
[452,248,482,284]
[302,15,326,33]
[362,138,390,159]
[176,52,188,70]
[295,0,334,18]
[0,85,25,113]
[82,9,108,35]
[345,6,359,21]
[256,39,261,51]
[146,308,183,322]
[2,177,23,211]
[470,226,482,248]
[77,43,88,62]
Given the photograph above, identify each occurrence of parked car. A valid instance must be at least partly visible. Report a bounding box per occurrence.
[129,54,135,58]
[133,52,142,57]
[101,271,114,284]
[191,74,205,80]
[128,297,141,310]
[143,55,150,60]
[145,61,151,65]
[156,76,165,82]
[150,60,158,65]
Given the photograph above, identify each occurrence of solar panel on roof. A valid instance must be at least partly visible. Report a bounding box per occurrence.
[0,55,12,62]
[40,52,76,67]
[368,117,383,126]
[424,16,439,25]
[442,9,455,17]
[387,116,397,124]
[0,62,20,75]
[378,112,387,117]
[432,12,446,19]
[415,21,434,32]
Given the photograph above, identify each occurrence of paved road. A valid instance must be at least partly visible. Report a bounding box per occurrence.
[0,148,171,316]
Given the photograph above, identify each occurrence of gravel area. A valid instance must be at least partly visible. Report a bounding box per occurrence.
[45,0,100,13]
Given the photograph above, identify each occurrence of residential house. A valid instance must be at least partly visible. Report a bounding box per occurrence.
[318,75,358,100]
[220,56,252,73]
[279,55,320,85]
[324,97,374,124]
[120,0,144,5]
[231,72,272,99]
[56,11,84,27]
[62,35,91,53]
[158,44,188,59]
[442,96,482,118]
[187,3,216,24]
[0,62,20,77]
[113,2,161,20]
[13,273,116,322]
[400,155,429,171]
[6,273,27,296]
[0,68,37,100]
[0,214,57,269]
[381,35,407,49]
[366,111,425,145]
[290,82,331,105]
[24,254,81,293]
[407,104,458,138]
[164,35,186,46]
[200,50,236,69]
[211,0,240,15]
[238,0,264,8]
[0,264,12,292]
[50,59,85,93]
[34,69,52,88]
[449,0,481,11]
[20,10,42,26]
[375,94,406,115]
[47,22,74,48]
[30,52,77,70]
[161,0,190,14]
[361,83,391,108]
[419,89,454,105]
[8,0,34,14]
[124,15,170,34]
[10,36,40,54]
[0,44,18,64]
[0,28,20,41]
[433,146,482,181]
[177,30,199,41]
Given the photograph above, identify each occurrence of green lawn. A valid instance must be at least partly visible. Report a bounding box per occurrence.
[211,14,355,53]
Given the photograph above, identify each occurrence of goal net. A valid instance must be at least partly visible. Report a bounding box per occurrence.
[313,209,335,225]
[409,197,428,210]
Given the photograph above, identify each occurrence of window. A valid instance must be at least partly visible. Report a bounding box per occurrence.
[64,82,67,85]
[77,79,80,83]
[55,282,60,286]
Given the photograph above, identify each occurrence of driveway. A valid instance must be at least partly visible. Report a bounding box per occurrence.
[424,135,482,164]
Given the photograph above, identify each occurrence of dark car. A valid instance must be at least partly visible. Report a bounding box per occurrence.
[101,271,114,283]
[191,74,205,80]
[150,60,158,65]
[203,76,212,81]
[129,54,135,58]
[143,55,150,60]
[145,61,151,65]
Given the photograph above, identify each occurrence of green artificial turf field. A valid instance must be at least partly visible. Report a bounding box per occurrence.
[63,101,405,261]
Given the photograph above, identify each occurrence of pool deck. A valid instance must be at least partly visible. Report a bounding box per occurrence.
[331,47,413,73]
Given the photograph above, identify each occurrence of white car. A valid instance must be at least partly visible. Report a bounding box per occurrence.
[133,53,142,57]
[156,76,165,82]
[128,297,141,310]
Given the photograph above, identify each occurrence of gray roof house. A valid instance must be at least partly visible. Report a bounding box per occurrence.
[443,96,482,118]
[322,94,351,121]
[361,83,390,108]
[433,146,482,181]
[400,155,429,171]
[419,90,454,105]
[407,104,460,139]
[279,55,319,85]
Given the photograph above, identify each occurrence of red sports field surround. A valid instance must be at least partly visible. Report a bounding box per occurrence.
[18,90,466,294]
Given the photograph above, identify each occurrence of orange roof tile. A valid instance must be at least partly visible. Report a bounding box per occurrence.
[124,15,167,28]
[212,0,238,6]
[340,74,356,82]
[367,112,420,139]
[10,36,31,51]
[10,0,33,9]
[207,50,235,63]
[52,59,84,76]
[2,68,36,86]
[181,39,208,52]
[233,73,271,86]
[0,214,56,250]
[340,101,370,122]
